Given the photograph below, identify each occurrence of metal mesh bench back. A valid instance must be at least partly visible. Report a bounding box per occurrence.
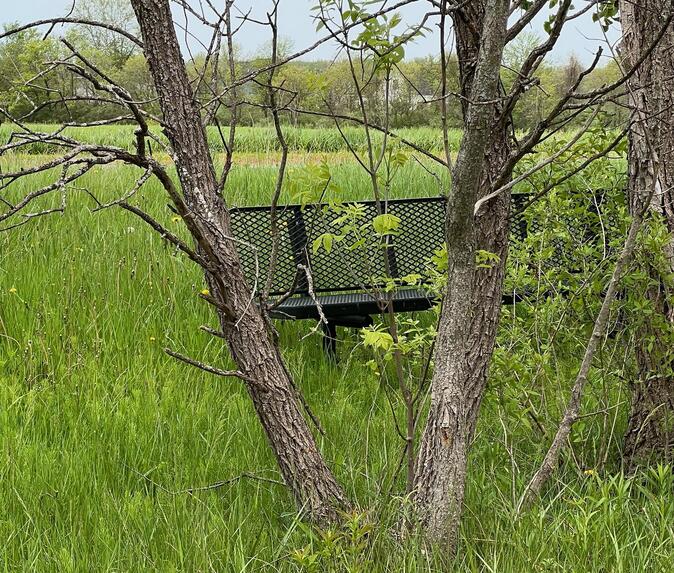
[228,205,310,295]
[303,198,446,293]
[229,195,530,297]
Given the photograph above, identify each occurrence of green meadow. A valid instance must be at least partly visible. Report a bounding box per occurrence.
[1,127,672,572]
[0,124,461,155]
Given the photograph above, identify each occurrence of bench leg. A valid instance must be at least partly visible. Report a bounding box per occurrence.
[321,320,337,358]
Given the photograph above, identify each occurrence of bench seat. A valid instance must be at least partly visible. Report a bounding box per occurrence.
[270,287,436,322]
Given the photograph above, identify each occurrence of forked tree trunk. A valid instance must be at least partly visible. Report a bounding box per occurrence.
[412,0,511,545]
[619,0,674,469]
[130,0,348,520]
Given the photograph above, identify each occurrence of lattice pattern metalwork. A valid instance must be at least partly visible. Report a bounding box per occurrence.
[230,194,531,297]
[229,205,309,295]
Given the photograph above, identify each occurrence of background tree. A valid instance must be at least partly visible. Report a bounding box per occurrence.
[411,0,512,545]
[410,0,658,545]
[0,0,352,522]
[73,0,140,67]
[619,0,674,469]
[0,27,64,122]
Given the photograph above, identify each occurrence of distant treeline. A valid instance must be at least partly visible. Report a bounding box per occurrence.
[0,24,627,131]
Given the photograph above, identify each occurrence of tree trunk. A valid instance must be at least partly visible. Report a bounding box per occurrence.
[412,0,511,545]
[619,0,674,470]
[130,0,348,521]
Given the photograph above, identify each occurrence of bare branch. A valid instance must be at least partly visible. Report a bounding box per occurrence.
[263,2,289,303]
[164,347,251,382]
[506,0,548,44]
[118,202,210,270]
[0,18,143,47]
[475,107,600,214]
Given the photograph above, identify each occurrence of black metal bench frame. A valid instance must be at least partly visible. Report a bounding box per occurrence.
[229,194,534,354]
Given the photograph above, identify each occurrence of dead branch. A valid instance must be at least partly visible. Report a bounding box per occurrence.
[164,347,252,382]
[263,1,289,304]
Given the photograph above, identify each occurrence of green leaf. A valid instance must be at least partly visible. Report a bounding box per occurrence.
[362,329,394,351]
[401,273,422,285]
[372,213,401,236]
[323,233,333,253]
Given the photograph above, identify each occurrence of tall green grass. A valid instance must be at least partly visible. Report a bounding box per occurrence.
[0,124,460,155]
[0,155,672,571]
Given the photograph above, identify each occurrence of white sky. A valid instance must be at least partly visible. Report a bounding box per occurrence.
[1,0,621,65]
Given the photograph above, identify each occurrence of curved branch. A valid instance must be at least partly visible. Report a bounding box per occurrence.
[0,18,143,48]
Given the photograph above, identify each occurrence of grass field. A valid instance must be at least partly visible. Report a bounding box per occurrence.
[1,128,673,571]
[0,124,461,155]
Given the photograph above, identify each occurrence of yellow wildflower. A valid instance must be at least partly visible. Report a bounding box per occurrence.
[149,336,156,342]
[8,287,17,294]
[172,216,181,223]
[583,469,596,476]
[200,289,210,296]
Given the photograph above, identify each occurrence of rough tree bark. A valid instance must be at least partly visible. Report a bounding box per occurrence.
[619,0,674,469]
[412,0,511,545]
[129,0,349,520]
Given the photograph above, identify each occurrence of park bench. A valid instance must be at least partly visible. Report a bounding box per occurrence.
[229,194,533,354]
